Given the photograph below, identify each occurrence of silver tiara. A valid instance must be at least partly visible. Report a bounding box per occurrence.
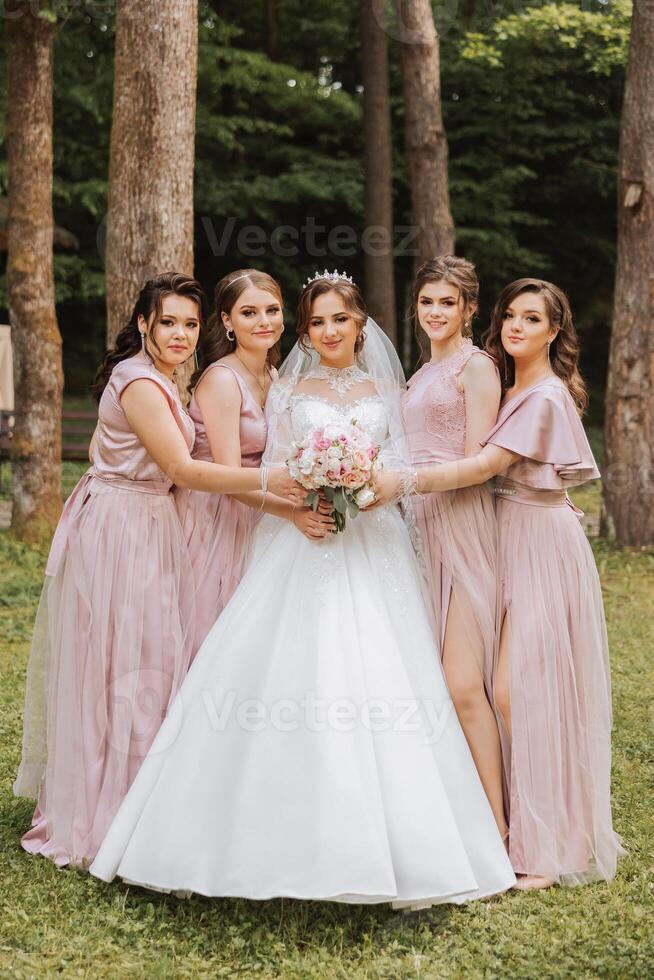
[303,269,355,288]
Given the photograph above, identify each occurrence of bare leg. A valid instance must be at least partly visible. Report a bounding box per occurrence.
[494,611,512,741]
[442,590,507,837]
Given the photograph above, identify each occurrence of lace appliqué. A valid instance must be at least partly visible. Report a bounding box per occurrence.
[422,340,475,450]
[289,394,388,447]
[305,365,370,399]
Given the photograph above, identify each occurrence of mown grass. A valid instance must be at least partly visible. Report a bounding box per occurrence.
[0,473,652,978]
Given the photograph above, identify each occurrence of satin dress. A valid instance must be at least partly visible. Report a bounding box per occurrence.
[175,362,267,658]
[14,355,196,868]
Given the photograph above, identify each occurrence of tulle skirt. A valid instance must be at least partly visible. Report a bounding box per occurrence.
[175,488,258,658]
[90,504,516,904]
[410,480,497,690]
[496,491,624,884]
[14,479,195,868]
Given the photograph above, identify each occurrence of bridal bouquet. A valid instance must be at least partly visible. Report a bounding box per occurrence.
[288,422,381,532]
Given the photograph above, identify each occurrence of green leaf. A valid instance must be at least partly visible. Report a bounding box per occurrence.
[305,491,320,511]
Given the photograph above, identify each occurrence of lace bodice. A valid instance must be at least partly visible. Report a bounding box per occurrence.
[289,393,389,446]
[402,340,492,464]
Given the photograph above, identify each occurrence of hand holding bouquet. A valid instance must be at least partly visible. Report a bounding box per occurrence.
[288,421,381,532]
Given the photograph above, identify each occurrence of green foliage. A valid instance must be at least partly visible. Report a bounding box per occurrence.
[1,507,653,977]
[0,0,632,410]
[443,1,630,367]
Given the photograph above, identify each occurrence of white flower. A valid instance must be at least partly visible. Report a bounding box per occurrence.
[354,486,375,508]
[298,449,317,474]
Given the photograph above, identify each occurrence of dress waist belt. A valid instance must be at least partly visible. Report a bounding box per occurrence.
[45,470,171,576]
[493,478,583,516]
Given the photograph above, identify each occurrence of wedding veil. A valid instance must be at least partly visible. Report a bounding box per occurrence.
[262,317,410,471]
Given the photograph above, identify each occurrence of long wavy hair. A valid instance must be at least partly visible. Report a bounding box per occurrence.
[92,272,208,402]
[189,269,283,393]
[483,278,588,413]
[408,255,480,354]
[296,278,367,354]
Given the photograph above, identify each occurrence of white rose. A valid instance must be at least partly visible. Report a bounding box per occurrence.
[299,449,317,474]
[354,486,375,508]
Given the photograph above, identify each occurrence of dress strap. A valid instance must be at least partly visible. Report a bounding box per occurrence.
[204,362,265,413]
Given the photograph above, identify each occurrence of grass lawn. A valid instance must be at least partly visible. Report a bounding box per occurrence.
[0,470,652,978]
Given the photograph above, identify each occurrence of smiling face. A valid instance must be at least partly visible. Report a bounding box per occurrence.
[222,285,284,356]
[139,293,201,373]
[307,290,361,368]
[416,279,473,348]
[501,291,558,364]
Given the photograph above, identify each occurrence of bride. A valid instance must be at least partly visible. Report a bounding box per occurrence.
[90,272,515,905]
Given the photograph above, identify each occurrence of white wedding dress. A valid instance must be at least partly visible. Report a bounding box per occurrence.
[90,366,515,905]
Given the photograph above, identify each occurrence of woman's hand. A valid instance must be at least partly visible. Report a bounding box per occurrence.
[361,470,404,511]
[291,500,336,539]
[267,467,306,505]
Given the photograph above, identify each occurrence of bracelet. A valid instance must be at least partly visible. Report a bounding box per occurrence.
[397,468,419,501]
[260,464,269,493]
[259,490,267,512]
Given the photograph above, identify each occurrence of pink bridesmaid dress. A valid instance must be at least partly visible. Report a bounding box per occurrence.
[175,362,267,657]
[14,354,196,868]
[482,377,624,884]
[402,339,498,689]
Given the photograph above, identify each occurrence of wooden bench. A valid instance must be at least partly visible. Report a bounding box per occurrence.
[0,409,97,462]
[61,410,97,461]
[0,409,12,459]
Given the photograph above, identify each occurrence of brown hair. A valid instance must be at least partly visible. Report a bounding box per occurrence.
[483,278,588,413]
[408,255,480,350]
[92,272,208,402]
[296,277,367,354]
[190,269,283,392]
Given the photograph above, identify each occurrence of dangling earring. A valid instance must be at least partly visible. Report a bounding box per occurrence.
[140,331,146,355]
[225,326,235,342]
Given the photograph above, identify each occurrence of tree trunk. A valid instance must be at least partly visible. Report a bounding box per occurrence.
[395,0,454,269]
[7,3,63,542]
[360,0,397,346]
[603,3,654,546]
[395,0,454,364]
[106,0,198,370]
[265,0,280,61]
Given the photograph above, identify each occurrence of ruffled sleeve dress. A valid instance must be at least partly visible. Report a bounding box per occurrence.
[481,377,624,884]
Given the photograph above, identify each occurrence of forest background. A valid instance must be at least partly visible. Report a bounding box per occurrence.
[0,0,632,426]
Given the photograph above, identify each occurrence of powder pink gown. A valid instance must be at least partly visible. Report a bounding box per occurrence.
[14,355,196,868]
[402,339,498,689]
[482,377,623,884]
[175,362,267,658]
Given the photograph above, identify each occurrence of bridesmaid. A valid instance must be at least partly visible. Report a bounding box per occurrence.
[379,277,623,888]
[14,272,303,869]
[177,269,335,657]
[401,256,505,837]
